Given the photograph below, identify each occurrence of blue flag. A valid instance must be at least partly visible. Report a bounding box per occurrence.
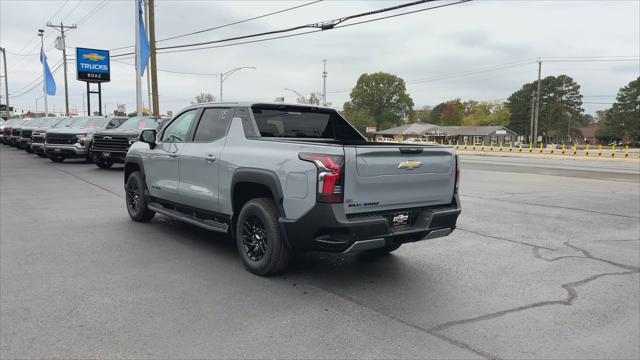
[40,46,56,96]
[138,0,151,76]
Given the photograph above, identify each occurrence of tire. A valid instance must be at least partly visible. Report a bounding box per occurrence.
[364,242,402,256]
[37,153,47,158]
[49,155,65,163]
[95,159,113,169]
[125,171,155,222]
[25,146,33,153]
[235,198,291,276]
[16,142,23,149]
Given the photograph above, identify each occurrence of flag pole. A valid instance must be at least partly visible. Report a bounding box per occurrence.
[38,29,48,117]
[135,0,143,116]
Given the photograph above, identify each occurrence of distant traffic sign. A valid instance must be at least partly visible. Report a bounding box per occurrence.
[76,48,110,83]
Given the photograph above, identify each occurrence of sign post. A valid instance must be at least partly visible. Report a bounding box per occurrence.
[76,47,110,116]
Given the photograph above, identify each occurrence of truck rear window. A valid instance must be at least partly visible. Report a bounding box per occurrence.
[251,106,364,141]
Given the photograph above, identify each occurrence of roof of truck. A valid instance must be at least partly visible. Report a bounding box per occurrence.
[185,102,336,110]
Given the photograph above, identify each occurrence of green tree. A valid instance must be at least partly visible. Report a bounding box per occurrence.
[428,102,446,124]
[341,108,376,135]
[596,77,640,144]
[506,75,584,141]
[412,106,432,123]
[440,99,464,125]
[343,72,414,130]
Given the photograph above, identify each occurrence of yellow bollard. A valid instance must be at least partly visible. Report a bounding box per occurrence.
[509,143,513,152]
[625,145,629,158]
[561,143,566,154]
[518,144,522,152]
[455,140,459,150]
[550,144,555,154]
[539,142,543,153]
[598,144,602,156]
[464,140,468,150]
[448,139,452,146]
[529,143,533,153]
[500,142,504,152]
[490,142,494,151]
[611,144,615,157]
[585,143,590,156]
[573,144,577,155]
[481,141,485,151]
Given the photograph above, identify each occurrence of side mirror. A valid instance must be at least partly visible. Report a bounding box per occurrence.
[139,129,157,149]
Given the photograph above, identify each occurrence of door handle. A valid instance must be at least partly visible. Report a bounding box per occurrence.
[205,154,216,163]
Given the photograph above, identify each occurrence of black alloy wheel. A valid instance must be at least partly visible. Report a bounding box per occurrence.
[241,215,268,262]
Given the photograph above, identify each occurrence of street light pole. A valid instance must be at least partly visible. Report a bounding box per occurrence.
[533,58,542,147]
[284,88,306,103]
[219,66,256,101]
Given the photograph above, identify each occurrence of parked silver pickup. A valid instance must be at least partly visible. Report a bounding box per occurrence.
[124,102,461,275]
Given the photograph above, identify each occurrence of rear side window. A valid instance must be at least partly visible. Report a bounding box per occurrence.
[251,106,365,140]
[193,108,232,142]
[252,108,336,138]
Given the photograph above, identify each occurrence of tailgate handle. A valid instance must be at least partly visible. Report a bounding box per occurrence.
[400,148,423,154]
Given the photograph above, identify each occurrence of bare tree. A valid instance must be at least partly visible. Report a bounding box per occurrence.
[192,92,216,104]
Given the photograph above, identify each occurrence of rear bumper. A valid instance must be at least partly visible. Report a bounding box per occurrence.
[280,194,461,253]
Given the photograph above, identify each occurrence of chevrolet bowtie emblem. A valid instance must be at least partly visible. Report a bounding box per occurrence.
[82,53,105,62]
[397,160,422,170]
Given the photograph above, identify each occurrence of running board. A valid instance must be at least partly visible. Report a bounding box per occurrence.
[147,202,229,233]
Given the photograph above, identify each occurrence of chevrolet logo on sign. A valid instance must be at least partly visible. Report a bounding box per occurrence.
[82,53,105,62]
[397,160,422,170]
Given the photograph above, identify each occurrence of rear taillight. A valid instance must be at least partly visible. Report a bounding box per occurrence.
[454,155,460,193]
[299,153,344,203]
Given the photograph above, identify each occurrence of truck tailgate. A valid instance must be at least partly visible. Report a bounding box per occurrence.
[343,145,456,214]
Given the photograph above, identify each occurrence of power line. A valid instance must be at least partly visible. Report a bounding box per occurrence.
[112,0,470,58]
[111,58,220,76]
[76,0,111,25]
[109,0,324,52]
[10,62,64,99]
[47,0,71,23]
[61,0,83,23]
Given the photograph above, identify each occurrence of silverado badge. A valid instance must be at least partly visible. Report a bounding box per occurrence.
[397,160,422,170]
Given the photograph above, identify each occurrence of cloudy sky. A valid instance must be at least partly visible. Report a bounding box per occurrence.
[1,0,638,117]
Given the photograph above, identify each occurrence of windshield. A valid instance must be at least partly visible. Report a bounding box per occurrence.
[118,117,159,130]
[46,118,66,126]
[54,118,76,128]
[70,117,110,129]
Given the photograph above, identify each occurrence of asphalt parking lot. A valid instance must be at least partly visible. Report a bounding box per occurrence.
[1,147,639,359]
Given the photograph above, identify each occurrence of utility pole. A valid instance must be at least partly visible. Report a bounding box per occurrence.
[322,59,327,106]
[47,22,76,116]
[533,58,542,147]
[0,47,9,116]
[529,91,535,144]
[148,0,160,117]
[135,0,143,116]
[38,29,48,117]
[144,0,152,113]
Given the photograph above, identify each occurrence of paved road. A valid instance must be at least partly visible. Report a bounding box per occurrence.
[1,147,639,359]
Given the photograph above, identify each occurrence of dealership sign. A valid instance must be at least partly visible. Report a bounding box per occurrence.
[76,48,110,82]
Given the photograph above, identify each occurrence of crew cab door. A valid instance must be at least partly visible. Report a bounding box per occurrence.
[145,109,198,203]
[177,107,233,212]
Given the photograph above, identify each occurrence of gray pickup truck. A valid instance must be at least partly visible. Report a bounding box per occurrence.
[124,102,461,275]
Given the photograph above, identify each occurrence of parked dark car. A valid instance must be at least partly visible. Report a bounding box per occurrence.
[44,116,127,163]
[19,117,67,153]
[9,119,36,148]
[91,116,167,169]
[1,118,27,145]
[31,117,74,157]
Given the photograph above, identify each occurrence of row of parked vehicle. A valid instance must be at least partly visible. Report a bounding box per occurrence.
[0,116,167,168]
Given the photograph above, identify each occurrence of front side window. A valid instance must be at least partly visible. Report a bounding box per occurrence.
[161,110,197,142]
[193,108,232,142]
